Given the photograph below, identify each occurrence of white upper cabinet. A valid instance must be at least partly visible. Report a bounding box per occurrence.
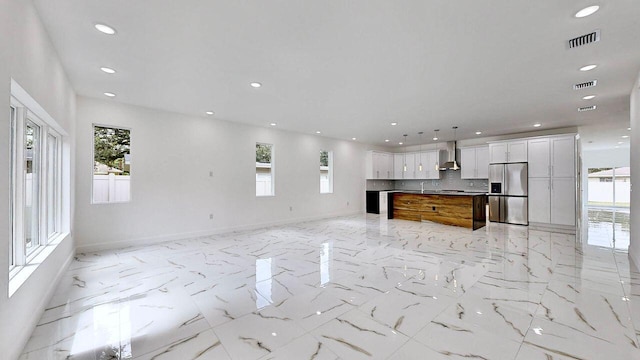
[489,143,507,163]
[475,146,489,178]
[393,153,405,179]
[489,141,528,163]
[404,153,417,179]
[507,141,528,162]
[366,151,394,179]
[527,136,575,179]
[551,136,575,178]
[418,151,440,179]
[527,138,551,177]
[461,146,489,179]
[416,151,429,179]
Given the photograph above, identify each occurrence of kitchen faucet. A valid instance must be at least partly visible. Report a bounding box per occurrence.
[420,181,425,194]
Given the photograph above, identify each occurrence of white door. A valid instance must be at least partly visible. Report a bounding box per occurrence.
[475,146,489,178]
[507,141,528,162]
[528,138,550,177]
[489,143,508,163]
[529,178,551,223]
[551,137,575,178]
[460,148,476,179]
[551,177,576,226]
[393,154,404,179]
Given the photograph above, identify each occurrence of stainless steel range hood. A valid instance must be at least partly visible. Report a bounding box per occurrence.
[438,141,460,171]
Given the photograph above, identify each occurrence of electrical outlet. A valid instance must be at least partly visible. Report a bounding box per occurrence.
[469,182,474,187]
[289,206,293,211]
[209,171,213,177]
[347,201,350,206]
[209,214,213,220]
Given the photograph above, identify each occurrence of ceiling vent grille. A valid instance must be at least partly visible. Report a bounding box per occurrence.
[574,80,597,90]
[578,105,597,112]
[568,30,600,49]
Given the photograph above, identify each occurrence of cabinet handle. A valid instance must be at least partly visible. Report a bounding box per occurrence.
[551,165,554,177]
[548,165,550,177]
[505,151,508,161]
[377,170,379,178]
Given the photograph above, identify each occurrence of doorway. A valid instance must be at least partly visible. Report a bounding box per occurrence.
[586,167,630,249]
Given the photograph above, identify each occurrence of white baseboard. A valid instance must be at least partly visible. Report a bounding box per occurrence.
[528,222,576,234]
[76,210,364,254]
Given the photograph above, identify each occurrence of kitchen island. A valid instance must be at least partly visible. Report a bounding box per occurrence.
[388,191,487,230]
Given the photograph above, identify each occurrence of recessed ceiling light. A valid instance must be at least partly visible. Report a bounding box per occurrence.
[94,23,116,35]
[622,135,629,138]
[575,5,600,18]
[433,137,438,141]
[615,146,620,148]
[398,142,403,145]
[384,139,390,142]
[100,67,116,74]
[104,92,116,97]
[352,137,357,141]
[270,122,277,126]
[391,122,398,126]
[583,95,596,100]
[475,131,482,135]
[250,82,262,88]
[316,131,321,134]
[580,64,598,72]
[205,111,214,115]
[628,127,632,131]
[618,141,624,144]
[533,123,542,127]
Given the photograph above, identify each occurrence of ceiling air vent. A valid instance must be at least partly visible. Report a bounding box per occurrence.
[574,80,597,90]
[568,30,600,49]
[578,105,597,112]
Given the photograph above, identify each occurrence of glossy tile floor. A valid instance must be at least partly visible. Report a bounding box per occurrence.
[20,214,640,359]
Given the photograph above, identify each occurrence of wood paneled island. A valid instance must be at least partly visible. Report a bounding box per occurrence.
[388,191,487,230]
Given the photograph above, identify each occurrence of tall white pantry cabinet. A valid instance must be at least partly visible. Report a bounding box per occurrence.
[527,135,576,229]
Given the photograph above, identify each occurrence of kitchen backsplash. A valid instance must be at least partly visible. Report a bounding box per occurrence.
[366,170,488,192]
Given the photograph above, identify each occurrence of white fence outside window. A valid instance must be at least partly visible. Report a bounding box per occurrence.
[93,174,131,203]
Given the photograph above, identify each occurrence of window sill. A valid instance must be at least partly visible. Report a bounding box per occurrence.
[9,232,69,297]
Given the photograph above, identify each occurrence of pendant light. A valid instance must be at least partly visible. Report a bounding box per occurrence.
[451,126,460,171]
[402,134,408,172]
[418,132,424,172]
[433,129,440,171]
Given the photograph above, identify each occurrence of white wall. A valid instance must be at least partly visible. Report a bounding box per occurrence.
[582,148,630,168]
[0,1,76,359]
[630,72,640,268]
[75,97,367,251]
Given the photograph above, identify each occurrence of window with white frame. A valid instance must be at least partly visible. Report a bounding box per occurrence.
[256,143,274,196]
[10,95,63,272]
[92,125,131,203]
[320,150,333,194]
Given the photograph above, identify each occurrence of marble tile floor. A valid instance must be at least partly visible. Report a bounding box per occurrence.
[19,214,640,360]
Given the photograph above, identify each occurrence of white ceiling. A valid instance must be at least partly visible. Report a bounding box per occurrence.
[33,1,640,149]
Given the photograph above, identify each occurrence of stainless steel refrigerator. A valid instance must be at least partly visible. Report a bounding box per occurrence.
[488,163,528,225]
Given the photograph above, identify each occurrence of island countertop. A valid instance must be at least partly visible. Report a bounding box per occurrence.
[388,191,487,230]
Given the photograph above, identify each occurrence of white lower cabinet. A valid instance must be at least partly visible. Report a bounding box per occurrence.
[528,177,575,226]
[529,178,551,223]
[551,177,576,226]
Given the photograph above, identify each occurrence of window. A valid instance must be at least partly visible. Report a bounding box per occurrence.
[9,94,63,273]
[92,125,131,203]
[256,143,274,196]
[9,106,16,269]
[320,150,333,194]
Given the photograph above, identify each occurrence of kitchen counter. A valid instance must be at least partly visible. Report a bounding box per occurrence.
[388,191,487,230]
